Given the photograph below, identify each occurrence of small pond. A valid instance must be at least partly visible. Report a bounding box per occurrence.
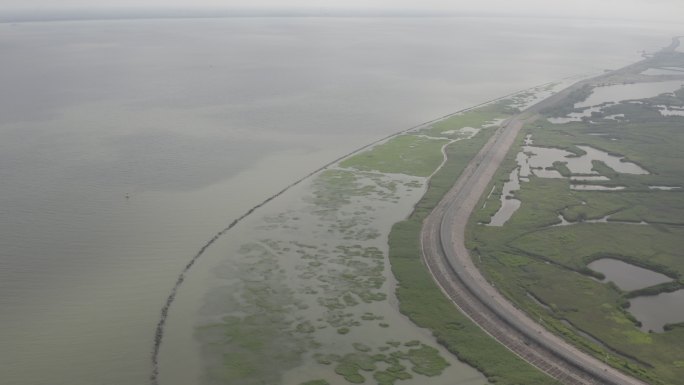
[576,80,684,108]
[570,175,610,181]
[657,105,684,116]
[547,106,606,124]
[553,214,647,227]
[487,168,521,226]
[521,145,647,176]
[587,258,672,291]
[629,290,684,332]
[641,67,684,76]
[486,140,648,226]
[648,185,681,190]
[570,185,625,191]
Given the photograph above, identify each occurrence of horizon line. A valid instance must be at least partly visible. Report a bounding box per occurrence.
[0,7,673,24]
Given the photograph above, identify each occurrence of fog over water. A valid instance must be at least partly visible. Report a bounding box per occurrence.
[0,16,680,385]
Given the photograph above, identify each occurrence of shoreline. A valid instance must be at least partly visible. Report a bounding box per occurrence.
[150,80,569,384]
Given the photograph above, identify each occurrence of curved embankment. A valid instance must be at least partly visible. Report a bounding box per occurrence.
[149,84,554,384]
[420,89,653,383]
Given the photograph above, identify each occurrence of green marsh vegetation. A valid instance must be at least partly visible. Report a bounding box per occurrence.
[387,100,562,385]
[470,81,684,384]
[197,101,533,384]
[198,88,605,385]
[322,342,447,384]
[340,135,449,177]
[196,243,314,385]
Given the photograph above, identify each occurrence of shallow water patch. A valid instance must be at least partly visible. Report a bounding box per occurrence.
[570,175,610,181]
[441,127,481,139]
[641,67,684,76]
[656,105,684,116]
[570,185,626,191]
[629,290,684,332]
[521,145,647,176]
[576,80,684,108]
[486,168,521,226]
[190,132,489,385]
[587,258,672,292]
[553,214,647,227]
[547,105,607,124]
[485,137,648,225]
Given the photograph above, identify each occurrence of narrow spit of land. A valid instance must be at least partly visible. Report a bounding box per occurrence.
[418,43,683,384]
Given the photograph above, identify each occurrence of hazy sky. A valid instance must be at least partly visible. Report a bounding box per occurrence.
[2,0,683,21]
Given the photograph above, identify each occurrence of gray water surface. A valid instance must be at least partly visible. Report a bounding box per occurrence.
[629,290,684,332]
[588,258,672,291]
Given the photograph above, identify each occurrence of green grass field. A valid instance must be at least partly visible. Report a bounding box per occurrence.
[340,135,449,177]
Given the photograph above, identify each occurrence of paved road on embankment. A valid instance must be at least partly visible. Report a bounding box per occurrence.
[420,105,652,383]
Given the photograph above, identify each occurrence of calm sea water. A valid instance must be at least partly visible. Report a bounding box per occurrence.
[0,16,680,385]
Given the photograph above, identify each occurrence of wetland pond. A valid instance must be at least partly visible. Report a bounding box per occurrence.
[487,168,521,226]
[548,79,684,124]
[486,139,647,226]
[657,105,684,116]
[587,258,672,291]
[641,67,684,76]
[629,290,684,332]
[587,259,684,332]
[576,80,684,108]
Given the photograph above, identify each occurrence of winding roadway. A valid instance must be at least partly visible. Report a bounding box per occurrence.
[420,106,652,383]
